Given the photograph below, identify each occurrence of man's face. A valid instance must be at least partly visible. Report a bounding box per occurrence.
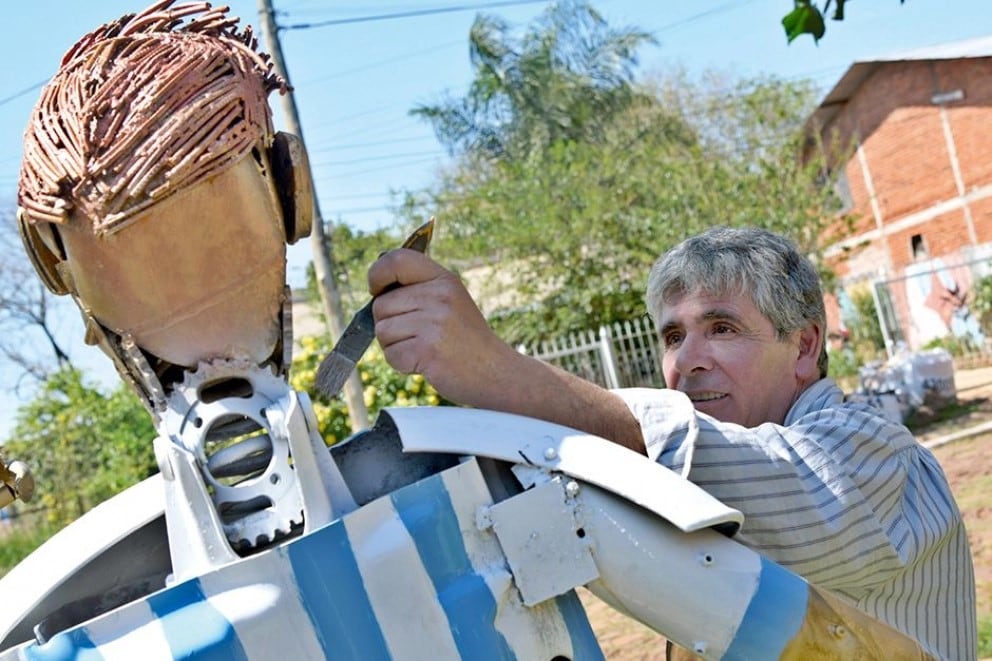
[658,289,805,427]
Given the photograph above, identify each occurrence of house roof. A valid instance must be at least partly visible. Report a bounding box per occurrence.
[809,35,992,132]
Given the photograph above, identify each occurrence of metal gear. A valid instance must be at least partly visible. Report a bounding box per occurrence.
[159,359,306,548]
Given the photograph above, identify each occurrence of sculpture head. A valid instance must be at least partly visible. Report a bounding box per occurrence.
[17,1,312,408]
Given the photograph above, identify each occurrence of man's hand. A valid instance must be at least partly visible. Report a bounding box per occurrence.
[368,249,645,454]
[369,249,518,408]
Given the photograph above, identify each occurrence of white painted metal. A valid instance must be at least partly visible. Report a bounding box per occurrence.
[0,475,165,645]
[384,406,743,534]
[156,361,356,560]
[485,477,599,606]
[576,482,760,658]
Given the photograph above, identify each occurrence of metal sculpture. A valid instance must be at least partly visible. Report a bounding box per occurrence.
[1,2,937,659]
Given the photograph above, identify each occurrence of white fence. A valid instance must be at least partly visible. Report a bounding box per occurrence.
[521,316,665,389]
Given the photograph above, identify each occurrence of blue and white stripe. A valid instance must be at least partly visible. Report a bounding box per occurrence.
[11,459,601,661]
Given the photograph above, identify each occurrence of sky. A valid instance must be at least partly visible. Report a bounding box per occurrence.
[2,0,992,435]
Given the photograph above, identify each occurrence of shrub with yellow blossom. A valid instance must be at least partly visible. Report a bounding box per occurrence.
[289,335,446,445]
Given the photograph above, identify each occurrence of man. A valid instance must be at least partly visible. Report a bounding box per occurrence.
[368,226,976,660]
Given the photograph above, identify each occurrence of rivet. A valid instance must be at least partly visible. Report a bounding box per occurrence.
[693,641,708,654]
[565,481,580,497]
[544,447,558,461]
[829,623,848,639]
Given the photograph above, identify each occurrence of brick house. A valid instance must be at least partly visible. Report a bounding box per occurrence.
[806,36,992,356]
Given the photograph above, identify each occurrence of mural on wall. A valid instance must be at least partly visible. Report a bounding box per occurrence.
[894,258,986,350]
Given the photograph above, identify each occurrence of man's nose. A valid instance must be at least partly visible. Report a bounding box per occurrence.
[673,333,712,375]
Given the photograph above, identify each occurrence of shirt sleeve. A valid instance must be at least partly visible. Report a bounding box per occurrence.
[613,387,960,603]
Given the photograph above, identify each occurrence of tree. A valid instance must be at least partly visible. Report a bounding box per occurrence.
[782,1,907,44]
[412,0,654,162]
[304,223,403,319]
[290,337,444,445]
[404,66,842,345]
[0,211,75,391]
[973,272,992,336]
[4,367,156,526]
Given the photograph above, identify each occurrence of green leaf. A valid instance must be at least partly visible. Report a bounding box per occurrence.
[782,2,826,43]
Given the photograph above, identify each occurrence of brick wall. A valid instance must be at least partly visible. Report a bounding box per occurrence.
[820,57,992,266]
[971,196,992,244]
[815,56,992,350]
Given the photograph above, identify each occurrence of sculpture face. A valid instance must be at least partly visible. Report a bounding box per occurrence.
[16,2,312,402]
[59,150,289,368]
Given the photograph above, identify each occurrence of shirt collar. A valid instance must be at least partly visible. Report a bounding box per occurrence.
[783,378,843,426]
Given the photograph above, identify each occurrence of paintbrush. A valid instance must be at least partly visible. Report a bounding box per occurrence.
[314,217,435,399]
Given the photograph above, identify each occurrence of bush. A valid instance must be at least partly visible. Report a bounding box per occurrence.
[922,334,981,357]
[971,272,992,335]
[4,368,156,528]
[979,615,992,658]
[0,519,60,577]
[289,336,446,445]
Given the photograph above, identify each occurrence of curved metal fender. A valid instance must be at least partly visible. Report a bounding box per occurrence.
[383,406,743,535]
[0,475,167,647]
[575,483,934,659]
[386,407,935,659]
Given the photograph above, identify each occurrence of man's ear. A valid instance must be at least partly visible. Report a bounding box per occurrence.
[795,323,822,382]
[270,131,313,245]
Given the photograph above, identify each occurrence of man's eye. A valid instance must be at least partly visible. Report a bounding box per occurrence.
[662,332,683,347]
[712,323,735,335]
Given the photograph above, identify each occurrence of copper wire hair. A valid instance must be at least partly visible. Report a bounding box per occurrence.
[18,1,287,235]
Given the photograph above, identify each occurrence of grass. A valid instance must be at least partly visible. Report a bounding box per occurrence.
[980,616,992,657]
[0,521,56,578]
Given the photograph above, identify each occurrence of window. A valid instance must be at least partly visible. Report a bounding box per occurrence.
[911,233,928,260]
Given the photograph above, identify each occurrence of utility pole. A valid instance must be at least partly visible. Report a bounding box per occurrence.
[257,0,370,430]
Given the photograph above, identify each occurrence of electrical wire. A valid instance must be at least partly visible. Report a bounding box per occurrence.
[279,0,551,31]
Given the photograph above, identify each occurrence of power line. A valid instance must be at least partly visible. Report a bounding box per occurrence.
[324,190,405,202]
[294,38,464,86]
[312,149,443,168]
[279,0,550,31]
[648,0,756,35]
[316,155,442,179]
[0,79,46,109]
[307,134,439,156]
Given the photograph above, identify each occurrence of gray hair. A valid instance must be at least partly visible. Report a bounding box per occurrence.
[646,227,828,378]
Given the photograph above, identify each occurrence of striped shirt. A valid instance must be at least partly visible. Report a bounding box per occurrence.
[617,378,976,660]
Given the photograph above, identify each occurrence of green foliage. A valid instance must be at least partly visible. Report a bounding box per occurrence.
[847,288,886,352]
[922,334,980,357]
[0,519,60,577]
[412,0,654,162]
[405,64,839,345]
[830,287,886,382]
[972,271,992,334]
[979,615,992,658]
[307,224,404,318]
[781,1,906,44]
[826,346,859,380]
[289,336,444,445]
[4,367,156,527]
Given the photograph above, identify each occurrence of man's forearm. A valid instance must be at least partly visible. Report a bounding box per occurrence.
[454,346,646,455]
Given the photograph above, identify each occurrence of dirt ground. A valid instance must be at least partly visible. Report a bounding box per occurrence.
[580,365,992,659]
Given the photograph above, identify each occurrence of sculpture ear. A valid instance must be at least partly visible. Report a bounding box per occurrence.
[270,131,313,245]
[17,207,70,295]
